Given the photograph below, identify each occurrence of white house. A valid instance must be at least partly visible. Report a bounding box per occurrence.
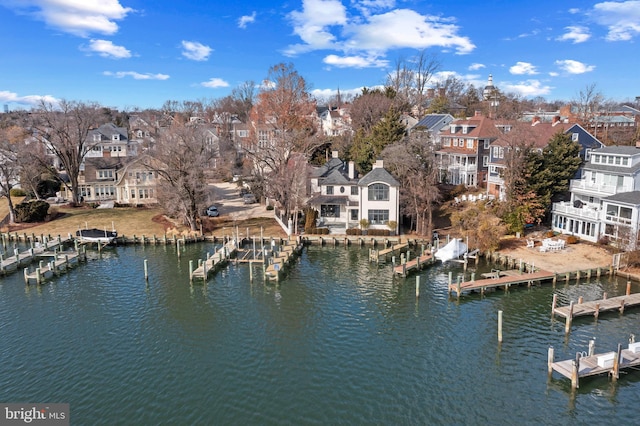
[551,145,640,248]
[308,152,399,234]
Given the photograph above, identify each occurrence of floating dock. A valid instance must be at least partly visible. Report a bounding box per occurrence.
[548,340,640,389]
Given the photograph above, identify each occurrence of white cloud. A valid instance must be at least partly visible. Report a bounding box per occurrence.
[568,8,581,14]
[555,59,595,74]
[509,62,538,75]
[84,39,131,58]
[286,0,348,54]
[285,1,474,64]
[201,78,230,88]
[312,86,378,101]
[103,71,170,80]
[556,26,591,43]
[468,63,485,71]
[502,80,552,97]
[181,41,212,61]
[590,1,640,41]
[548,71,559,77]
[347,9,475,55]
[0,90,59,106]
[238,11,256,29]
[323,54,388,68]
[4,0,133,37]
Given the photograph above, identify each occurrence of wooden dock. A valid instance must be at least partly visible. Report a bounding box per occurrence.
[190,240,237,282]
[23,249,87,285]
[1,236,71,276]
[369,242,409,263]
[264,239,305,282]
[548,340,640,389]
[393,252,435,277]
[448,269,555,297]
[551,285,640,332]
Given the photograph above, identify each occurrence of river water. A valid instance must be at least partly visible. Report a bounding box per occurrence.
[1,243,639,425]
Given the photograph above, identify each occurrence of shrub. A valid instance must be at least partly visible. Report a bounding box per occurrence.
[266,205,274,210]
[346,228,362,235]
[598,236,610,245]
[14,200,49,223]
[368,229,390,236]
[9,188,26,197]
[545,230,555,238]
[359,218,369,230]
[566,235,579,244]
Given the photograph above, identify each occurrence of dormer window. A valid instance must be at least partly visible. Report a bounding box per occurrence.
[462,125,468,134]
[112,134,120,141]
[93,134,101,142]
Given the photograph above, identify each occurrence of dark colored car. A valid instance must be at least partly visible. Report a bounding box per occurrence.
[243,194,257,204]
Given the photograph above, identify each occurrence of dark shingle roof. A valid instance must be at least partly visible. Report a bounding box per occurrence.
[358,167,399,187]
[603,191,640,205]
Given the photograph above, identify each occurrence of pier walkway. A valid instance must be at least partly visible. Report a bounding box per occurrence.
[23,249,87,285]
[369,243,409,263]
[393,252,435,277]
[1,236,71,276]
[549,341,640,389]
[448,269,555,297]
[264,239,305,282]
[190,240,237,282]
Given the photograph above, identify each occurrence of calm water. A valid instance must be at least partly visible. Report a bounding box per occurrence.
[1,243,639,425]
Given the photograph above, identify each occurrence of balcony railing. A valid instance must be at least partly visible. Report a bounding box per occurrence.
[569,180,632,195]
[552,201,601,220]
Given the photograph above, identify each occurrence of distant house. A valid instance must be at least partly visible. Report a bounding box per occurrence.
[114,156,159,205]
[76,157,124,202]
[551,145,640,249]
[318,106,353,137]
[409,113,455,145]
[486,118,604,200]
[307,151,400,234]
[435,111,501,187]
[86,123,136,158]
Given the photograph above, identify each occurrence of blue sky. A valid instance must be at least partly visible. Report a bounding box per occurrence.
[1,0,639,110]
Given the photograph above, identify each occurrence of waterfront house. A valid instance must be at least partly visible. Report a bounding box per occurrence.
[307,152,400,234]
[551,145,640,249]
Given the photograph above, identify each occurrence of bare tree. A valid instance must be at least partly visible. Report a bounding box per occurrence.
[385,50,441,116]
[0,126,28,223]
[382,131,440,236]
[231,80,257,122]
[30,100,103,205]
[573,83,604,128]
[349,88,394,134]
[144,123,217,230]
[246,63,320,218]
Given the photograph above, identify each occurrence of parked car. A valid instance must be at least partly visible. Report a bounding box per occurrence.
[243,193,257,204]
[239,187,250,197]
[205,205,219,217]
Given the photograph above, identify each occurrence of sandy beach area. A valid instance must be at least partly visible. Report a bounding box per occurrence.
[497,238,614,273]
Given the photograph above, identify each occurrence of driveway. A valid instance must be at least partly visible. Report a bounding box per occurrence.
[207,182,274,221]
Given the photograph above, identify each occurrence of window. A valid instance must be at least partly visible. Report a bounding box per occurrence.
[623,157,629,166]
[443,139,451,147]
[93,134,101,142]
[326,186,334,195]
[112,134,120,141]
[453,139,458,147]
[484,139,490,149]
[368,209,389,225]
[136,130,143,138]
[368,183,389,201]
[493,146,499,158]
[320,204,340,217]
[466,139,474,149]
[483,156,488,166]
[350,209,359,220]
[572,133,579,142]
[351,186,358,195]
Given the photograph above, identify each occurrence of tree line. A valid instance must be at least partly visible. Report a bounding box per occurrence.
[0,57,635,238]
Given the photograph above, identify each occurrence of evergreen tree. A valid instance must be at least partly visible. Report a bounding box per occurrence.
[349,108,406,173]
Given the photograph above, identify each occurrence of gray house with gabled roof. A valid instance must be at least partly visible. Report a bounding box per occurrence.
[552,145,640,249]
[308,152,400,234]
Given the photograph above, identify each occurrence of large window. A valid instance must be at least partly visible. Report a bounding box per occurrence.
[351,186,358,195]
[368,209,389,225]
[326,186,334,195]
[368,183,389,201]
[320,204,340,218]
[350,209,359,220]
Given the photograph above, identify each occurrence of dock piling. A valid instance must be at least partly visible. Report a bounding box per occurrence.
[498,310,503,343]
[547,346,554,377]
[415,276,420,298]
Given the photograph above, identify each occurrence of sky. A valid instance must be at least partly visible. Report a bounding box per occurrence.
[1,0,639,111]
